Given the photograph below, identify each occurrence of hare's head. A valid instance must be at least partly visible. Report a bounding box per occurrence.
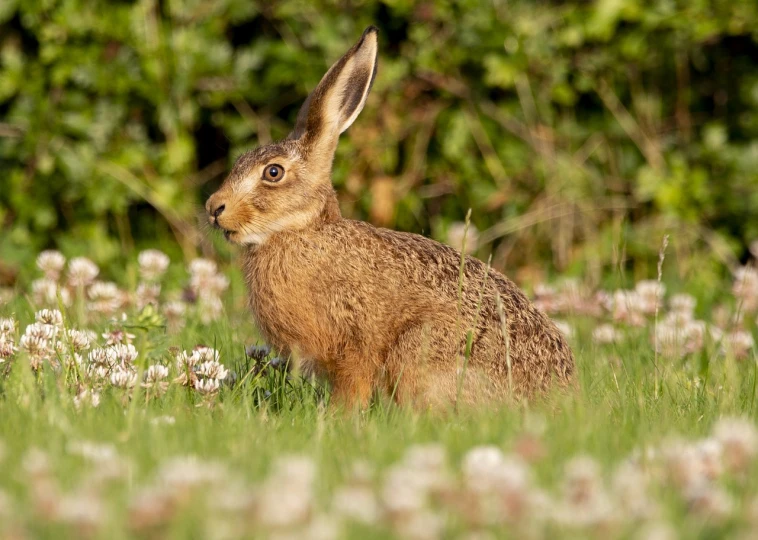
[205,27,379,245]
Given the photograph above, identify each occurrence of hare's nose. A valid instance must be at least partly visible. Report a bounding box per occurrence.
[212,204,226,218]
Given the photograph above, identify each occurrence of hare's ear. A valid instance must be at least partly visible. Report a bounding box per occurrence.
[289,26,378,154]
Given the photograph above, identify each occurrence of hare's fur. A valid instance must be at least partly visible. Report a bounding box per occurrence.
[206,27,574,408]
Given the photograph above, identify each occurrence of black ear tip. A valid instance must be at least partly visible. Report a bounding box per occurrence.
[363,26,379,37]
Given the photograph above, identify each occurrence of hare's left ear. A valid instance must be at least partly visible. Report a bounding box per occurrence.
[289,26,378,155]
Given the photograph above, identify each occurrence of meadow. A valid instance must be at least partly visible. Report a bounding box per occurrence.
[0,246,757,539]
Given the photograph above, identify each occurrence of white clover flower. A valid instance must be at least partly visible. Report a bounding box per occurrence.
[35,308,63,327]
[0,335,16,360]
[25,322,58,341]
[610,290,646,325]
[110,343,138,365]
[188,258,218,279]
[87,347,114,369]
[194,378,220,394]
[684,483,733,521]
[635,280,665,314]
[332,485,379,524]
[88,281,122,315]
[163,301,186,332]
[592,324,621,345]
[257,456,316,528]
[194,346,220,363]
[196,360,228,381]
[66,329,92,352]
[73,389,101,410]
[101,329,135,346]
[612,461,656,520]
[447,221,480,255]
[723,330,755,359]
[138,249,170,281]
[135,282,161,310]
[197,295,224,324]
[713,417,758,474]
[553,320,574,338]
[110,367,138,389]
[733,266,758,312]
[56,492,105,530]
[157,455,229,490]
[31,278,72,307]
[145,364,169,384]
[670,293,697,316]
[67,257,100,287]
[36,250,67,281]
[0,317,15,336]
[67,441,119,464]
[163,301,186,318]
[19,334,49,357]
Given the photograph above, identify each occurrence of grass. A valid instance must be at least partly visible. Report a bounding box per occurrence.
[0,252,757,538]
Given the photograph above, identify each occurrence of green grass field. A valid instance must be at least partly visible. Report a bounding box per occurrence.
[1,250,757,539]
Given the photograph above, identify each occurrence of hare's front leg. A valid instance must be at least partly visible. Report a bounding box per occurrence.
[328,349,376,410]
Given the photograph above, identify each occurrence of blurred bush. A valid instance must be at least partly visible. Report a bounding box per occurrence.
[1,0,757,281]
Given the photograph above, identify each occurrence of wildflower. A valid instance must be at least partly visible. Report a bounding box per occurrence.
[635,280,665,314]
[197,294,224,324]
[67,257,99,287]
[19,334,49,357]
[592,324,621,345]
[0,335,16,360]
[733,266,758,312]
[36,308,63,328]
[162,301,186,332]
[66,329,92,352]
[610,290,646,326]
[101,329,135,346]
[256,456,316,528]
[88,281,122,315]
[157,455,229,490]
[143,365,169,393]
[110,366,138,389]
[713,417,758,474]
[37,250,67,281]
[661,439,707,491]
[135,282,160,310]
[56,492,105,532]
[447,221,479,254]
[0,317,15,336]
[138,249,170,281]
[194,378,220,394]
[73,389,101,410]
[720,330,755,359]
[612,461,656,520]
[111,343,138,366]
[670,293,696,316]
[553,320,574,338]
[67,441,119,464]
[189,258,218,279]
[685,483,733,521]
[634,522,677,540]
[552,455,614,528]
[394,511,445,540]
[332,485,379,524]
[31,278,72,306]
[196,360,228,381]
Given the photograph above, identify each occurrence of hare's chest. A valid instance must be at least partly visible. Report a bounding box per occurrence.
[244,256,332,357]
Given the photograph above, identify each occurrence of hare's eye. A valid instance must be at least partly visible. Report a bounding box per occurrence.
[262,164,284,182]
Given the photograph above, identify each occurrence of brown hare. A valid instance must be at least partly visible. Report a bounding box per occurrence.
[205,27,574,408]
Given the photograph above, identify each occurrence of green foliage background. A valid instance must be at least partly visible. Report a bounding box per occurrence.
[1,0,758,281]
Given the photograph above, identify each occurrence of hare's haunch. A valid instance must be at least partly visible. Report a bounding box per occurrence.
[206,27,574,408]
